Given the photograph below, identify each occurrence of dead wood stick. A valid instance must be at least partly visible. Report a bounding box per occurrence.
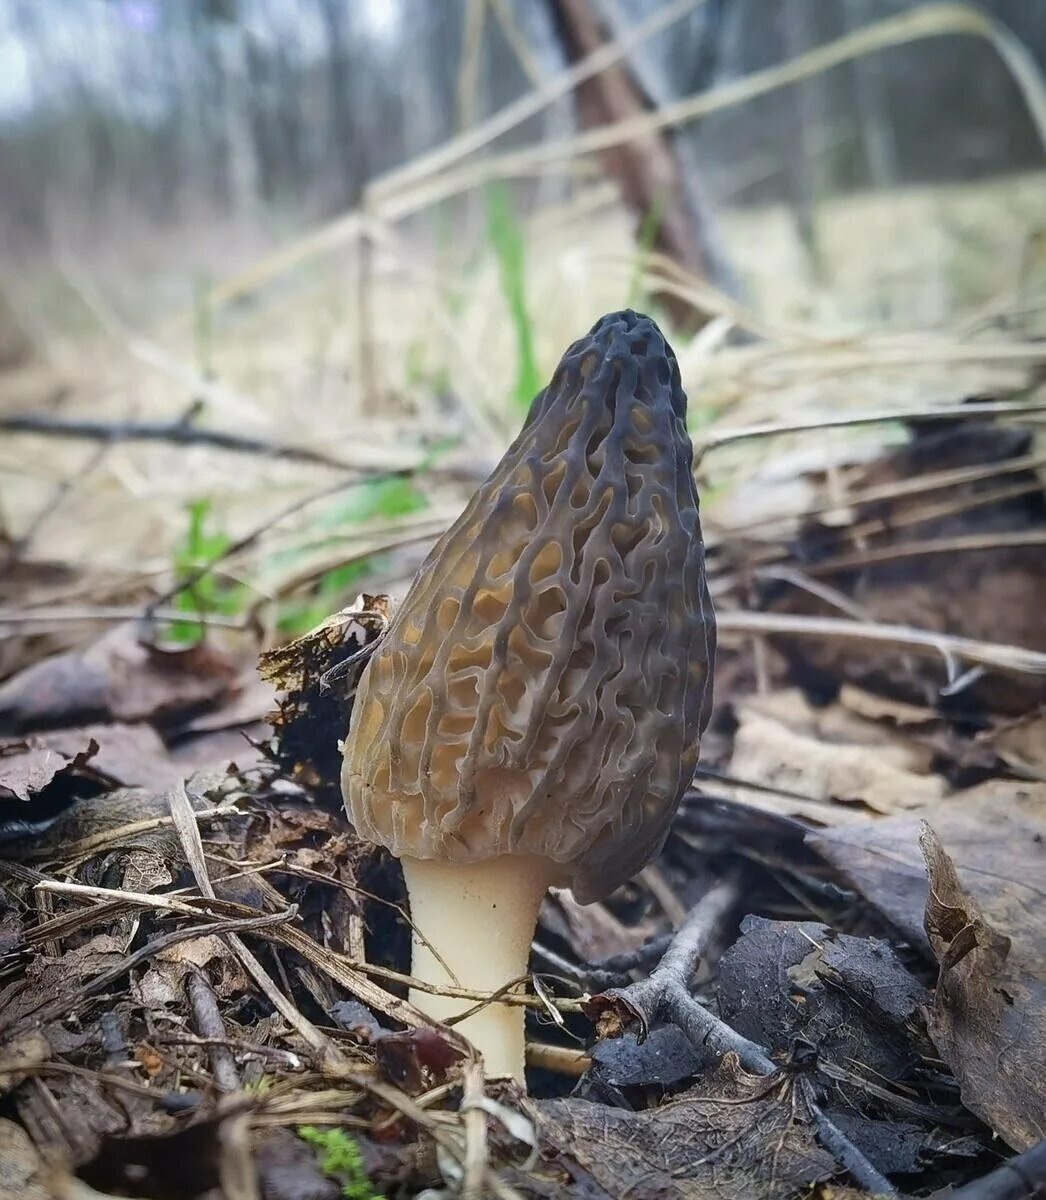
[584,872,775,1075]
[0,411,359,471]
[188,969,241,1093]
[714,611,1046,678]
[945,1137,1046,1200]
[525,1042,591,1077]
[801,1076,896,1197]
[694,397,1046,462]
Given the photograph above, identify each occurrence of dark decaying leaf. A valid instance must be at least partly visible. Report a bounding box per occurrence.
[258,593,391,802]
[77,1117,225,1199]
[819,1109,982,1177]
[1,723,188,803]
[374,1025,466,1092]
[717,916,928,1086]
[920,824,1046,1151]
[0,623,239,736]
[808,780,1046,955]
[583,1025,704,1093]
[535,1054,836,1200]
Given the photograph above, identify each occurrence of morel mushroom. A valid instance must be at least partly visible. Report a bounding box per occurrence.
[342,309,716,1081]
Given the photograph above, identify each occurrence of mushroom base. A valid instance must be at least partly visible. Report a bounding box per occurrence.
[400,853,556,1084]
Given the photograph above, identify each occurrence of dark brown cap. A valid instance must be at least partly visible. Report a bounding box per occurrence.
[342,310,716,902]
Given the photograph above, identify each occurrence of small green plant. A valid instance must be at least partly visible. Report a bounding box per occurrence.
[168,498,246,643]
[627,191,667,313]
[192,273,213,380]
[297,1126,382,1200]
[486,181,542,413]
[275,475,428,636]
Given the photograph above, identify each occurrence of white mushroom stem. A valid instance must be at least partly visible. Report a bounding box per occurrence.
[400,853,557,1084]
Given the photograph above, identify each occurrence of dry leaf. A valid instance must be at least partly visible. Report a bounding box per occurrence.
[920,824,1046,1150]
[535,1054,836,1200]
[730,691,945,817]
[808,780,1046,955]
[0,623,239,736]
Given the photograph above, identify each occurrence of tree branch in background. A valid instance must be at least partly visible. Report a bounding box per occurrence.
[1,409,361,472]
[548,0,734,328]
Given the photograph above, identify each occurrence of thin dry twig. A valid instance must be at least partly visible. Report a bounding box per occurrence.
[167,781,350,1072]
[32,877,585,1016]
[188,969,241,1093]
[584,872,775,1075]
[694,397,1046,462]
[801,528,1046,576]
[799,1075,897,1196]
[0,411,362,471]
[2,908,294,1034]
[714,610,1046,677]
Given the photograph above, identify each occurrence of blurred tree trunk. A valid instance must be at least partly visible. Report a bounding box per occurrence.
[213,18,259,222]
[845,0,899,191]
[782,0,826,285]
[547,0,736,328]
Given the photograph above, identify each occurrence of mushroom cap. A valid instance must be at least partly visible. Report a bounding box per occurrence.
[342,310,716,902]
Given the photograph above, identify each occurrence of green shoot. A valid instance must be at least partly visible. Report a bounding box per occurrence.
[297,1126,382,1200]
[275,475,428,636]
[486,182,542,413]
[168,498,245,643]
[627,191,667,316]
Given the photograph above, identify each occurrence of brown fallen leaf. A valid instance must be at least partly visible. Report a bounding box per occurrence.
[0,622,239,737]
[807,780,1046,956]
[0,1031,51,1095]
[533,1054,836,1200]
[0,735,111,804]
[2,723,188,804]
[974,708,1046,780]
[729,690,946,818]
[919,824,1046,1151]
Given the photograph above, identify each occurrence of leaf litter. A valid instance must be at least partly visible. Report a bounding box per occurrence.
[0,399,1044,1199]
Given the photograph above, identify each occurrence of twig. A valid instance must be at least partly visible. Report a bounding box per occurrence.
[460,1058,489,1200]
[694,397,1046,462]
[30,805,235,866]
[200,0,706,309]
[525,1042,591,1077]
[584,873,776,1075]
[59,258,264,425]
[33,878,585,1015]
[6,436,111,562]
[188,969,241,1093]
[167,781,350,1073]
[1,411,364,471]
[715,451,1046,538]
[800,1076,897,1196]
[377,4,1046,225]
[0,605,247,631]
[945,1137,1046,1200]
[801,528,1046,576]
[714,610,1046,677]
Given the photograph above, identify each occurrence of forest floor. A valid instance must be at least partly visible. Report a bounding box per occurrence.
[1,177,1045,1198]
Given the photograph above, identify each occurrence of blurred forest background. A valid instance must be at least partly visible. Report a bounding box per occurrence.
[0,0,1044,640]
[3,0,1045,319]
